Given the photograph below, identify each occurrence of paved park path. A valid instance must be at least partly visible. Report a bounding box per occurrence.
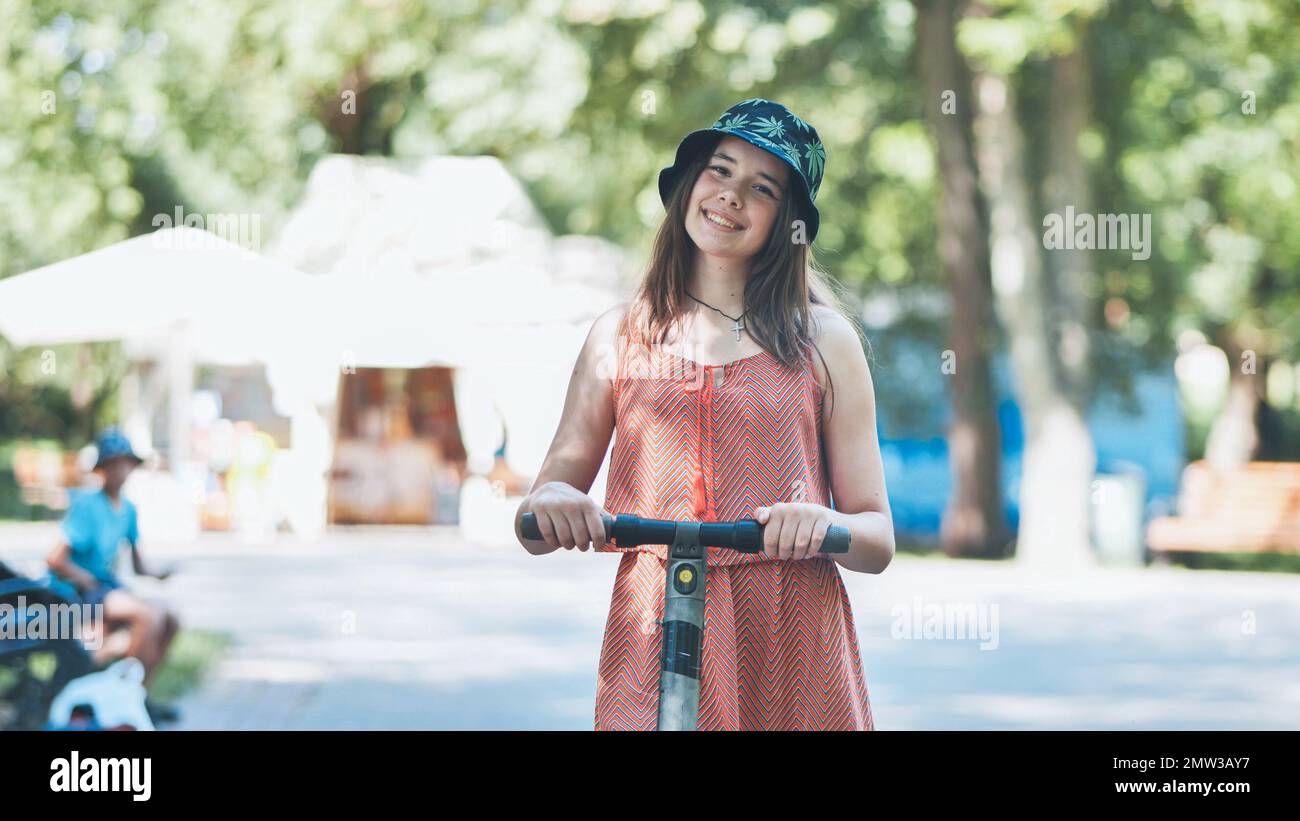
[4,522,1297,729]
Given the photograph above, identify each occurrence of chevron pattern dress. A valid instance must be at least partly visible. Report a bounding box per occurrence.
[594,337,874,730]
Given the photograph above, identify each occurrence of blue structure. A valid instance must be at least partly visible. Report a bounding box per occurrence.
[870,338,1185,541]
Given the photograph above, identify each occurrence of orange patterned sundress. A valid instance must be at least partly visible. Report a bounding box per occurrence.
[594,335,874,730]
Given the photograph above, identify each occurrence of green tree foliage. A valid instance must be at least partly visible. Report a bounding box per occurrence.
[1,0,1295,457]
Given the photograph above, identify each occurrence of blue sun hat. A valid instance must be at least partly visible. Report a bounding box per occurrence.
[658,98,827,241]
[93,428,144,470]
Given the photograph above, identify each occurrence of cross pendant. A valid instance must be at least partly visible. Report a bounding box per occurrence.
[731,318,744,341]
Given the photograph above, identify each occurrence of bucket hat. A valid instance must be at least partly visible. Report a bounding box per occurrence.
[93,428,144,470]
[658,98,826,241]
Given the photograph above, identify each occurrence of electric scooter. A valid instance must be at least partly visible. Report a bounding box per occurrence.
[521,511,850,730]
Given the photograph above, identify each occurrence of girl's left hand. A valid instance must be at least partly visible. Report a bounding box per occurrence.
[753,503,838,561]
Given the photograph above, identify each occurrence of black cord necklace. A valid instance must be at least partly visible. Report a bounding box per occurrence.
[685,290,748,341]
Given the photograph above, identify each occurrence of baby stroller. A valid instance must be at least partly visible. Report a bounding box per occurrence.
[0,561,99,730]
[2,561,176,730]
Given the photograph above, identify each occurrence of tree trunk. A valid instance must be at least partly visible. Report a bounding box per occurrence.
[1204,330,1263,468]
[1043,44,1097,408]
[971,69,1096,571]
[323,62,373,155]
[915,0,1010,558]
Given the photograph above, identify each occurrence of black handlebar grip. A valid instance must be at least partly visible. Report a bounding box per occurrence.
[698,520,764,551]
[708,520,851,554]
[819,524,852,554]
[521,512,614,544]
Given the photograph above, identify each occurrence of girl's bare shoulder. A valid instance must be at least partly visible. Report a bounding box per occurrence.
[587,301,631,352]
[808,305,869,395]
[594,301,631,334]
[810,303,850,334]
[579,302,632,383]
[810,305,864,356]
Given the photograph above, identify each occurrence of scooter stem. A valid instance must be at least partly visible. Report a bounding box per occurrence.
[658,521,706,731]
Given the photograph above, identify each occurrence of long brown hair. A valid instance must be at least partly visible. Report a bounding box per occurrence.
[619,134,868,418]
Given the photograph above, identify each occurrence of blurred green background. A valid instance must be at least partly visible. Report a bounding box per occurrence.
[1,0,1298,558]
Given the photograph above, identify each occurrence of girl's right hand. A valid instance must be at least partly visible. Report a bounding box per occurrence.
[520,481,610,552]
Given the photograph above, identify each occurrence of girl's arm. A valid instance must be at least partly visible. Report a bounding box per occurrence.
[515,303,625,554]
[813,309,897,574]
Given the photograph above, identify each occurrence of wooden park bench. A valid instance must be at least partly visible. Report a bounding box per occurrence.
[1146,461,1300,555]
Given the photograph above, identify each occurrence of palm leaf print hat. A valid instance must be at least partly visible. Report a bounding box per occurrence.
[658,98,827,242]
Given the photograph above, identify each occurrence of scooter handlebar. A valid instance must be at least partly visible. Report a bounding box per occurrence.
[520,512,850,554]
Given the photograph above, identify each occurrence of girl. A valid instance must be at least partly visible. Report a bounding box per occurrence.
[515,99,894,730]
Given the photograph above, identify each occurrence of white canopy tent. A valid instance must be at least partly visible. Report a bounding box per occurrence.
[0,226,327,465]
[268,154,637,544]
[0,225,318,362]
[0,226,333,541]
[0,155,639,543]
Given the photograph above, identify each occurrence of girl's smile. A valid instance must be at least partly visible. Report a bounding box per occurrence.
[700,206,745,231]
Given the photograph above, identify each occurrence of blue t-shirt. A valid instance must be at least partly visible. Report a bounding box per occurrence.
[57,489,138,587]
